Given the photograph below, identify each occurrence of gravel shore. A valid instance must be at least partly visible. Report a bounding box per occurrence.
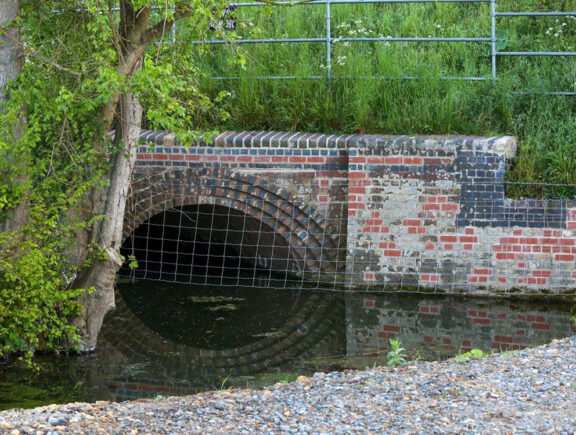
[1,336,575,434]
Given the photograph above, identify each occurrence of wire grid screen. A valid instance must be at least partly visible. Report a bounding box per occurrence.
[119,175,576,295]
[119,189,349,290]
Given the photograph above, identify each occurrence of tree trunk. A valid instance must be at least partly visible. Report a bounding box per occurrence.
[72,84,143,351]
[0,0,29,234]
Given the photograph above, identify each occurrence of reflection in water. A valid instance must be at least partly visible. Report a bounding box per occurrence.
[1,279,575,409]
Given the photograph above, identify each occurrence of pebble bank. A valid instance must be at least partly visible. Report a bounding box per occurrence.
[1,336,575,434]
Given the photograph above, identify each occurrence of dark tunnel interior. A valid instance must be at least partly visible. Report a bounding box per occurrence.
[120,204,300,282]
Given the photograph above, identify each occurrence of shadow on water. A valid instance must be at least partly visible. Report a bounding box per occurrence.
[1,276,575,410]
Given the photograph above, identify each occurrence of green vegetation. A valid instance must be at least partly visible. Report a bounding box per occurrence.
[0,0,234,365]
[386,338,407,367]
[454,348,490,363]
[184,0,576,193]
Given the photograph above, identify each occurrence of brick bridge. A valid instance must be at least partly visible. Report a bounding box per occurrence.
[121,130,576,297]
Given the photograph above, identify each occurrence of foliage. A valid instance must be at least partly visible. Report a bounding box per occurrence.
[0,209,86,366]
[386,338,407,367]
[0,0,235,365]
[454,348,489,363]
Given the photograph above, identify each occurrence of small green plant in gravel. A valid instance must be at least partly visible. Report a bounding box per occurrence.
[387,338,407,367]
[454,348,489,363]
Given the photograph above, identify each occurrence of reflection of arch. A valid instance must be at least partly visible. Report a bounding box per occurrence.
[124,167,343,281]
[101,287,343,379]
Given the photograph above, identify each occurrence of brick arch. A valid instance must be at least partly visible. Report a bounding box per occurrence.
[124,167,342,278]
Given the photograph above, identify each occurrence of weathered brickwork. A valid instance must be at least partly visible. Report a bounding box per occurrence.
[345,135,576,295]
[128,130,576,295]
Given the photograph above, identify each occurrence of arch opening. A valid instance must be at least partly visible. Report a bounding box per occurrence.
[120,204,301,283]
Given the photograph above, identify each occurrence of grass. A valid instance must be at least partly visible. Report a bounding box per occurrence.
[169,0,576,194]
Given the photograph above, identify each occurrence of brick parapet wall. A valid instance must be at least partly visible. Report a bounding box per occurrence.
[133,130,576,296]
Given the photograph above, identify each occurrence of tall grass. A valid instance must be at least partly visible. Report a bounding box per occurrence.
[175,0,576,195]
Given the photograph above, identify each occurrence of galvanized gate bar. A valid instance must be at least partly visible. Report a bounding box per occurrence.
[187,0,575,94]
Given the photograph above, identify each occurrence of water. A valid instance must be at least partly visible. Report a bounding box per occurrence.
[1,278,575,411]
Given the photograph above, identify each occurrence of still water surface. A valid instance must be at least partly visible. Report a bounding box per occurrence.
[1,278,575,410]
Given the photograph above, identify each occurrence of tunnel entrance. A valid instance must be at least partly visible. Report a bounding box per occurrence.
[120,204,299,283]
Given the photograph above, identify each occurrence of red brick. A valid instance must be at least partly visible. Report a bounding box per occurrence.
[443,338,452,345]
[348,187,367,194]
[494,335,514,343]
[382,324,401,332]
[379,242,397,249]
[367,157,384,164]
[497,313,506,319]
[496,253,515,260]
[474,268,492,275]
[498,277,507,283]
[444,244,454,250]
[307,157,325,163]
[378,332,396,339]
[468,310,477,316]
[500,237,519,244]
[349,172,367,179]
[556,254,575,261]
[366,218,383,226]
[425,243,435,250]
[439,235,458,243]
[541,238,559,245]
[422,203,441,211]
[441,203,458,211]
[518,237,538,244]
[461,340,471,347]
[349,156,366,164]
[473,318,491,325]
[429,306,439,313]
[364,272,375,280]
[459,236,478,243]
[403,219,421,226]
[560,238,575,246]
[408,227,427,234]
[516,329,526,336]
[384,157,402,164]
[464,244,473,250]
[532,270,552,278]
[364,300,375,308]
[531,323,550,330]
[513,229,522,236]
[383,250,402,257]
[403,157,422,165]
[420,306,430,313]
[465,227,475,235]
[423,336,434,343]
